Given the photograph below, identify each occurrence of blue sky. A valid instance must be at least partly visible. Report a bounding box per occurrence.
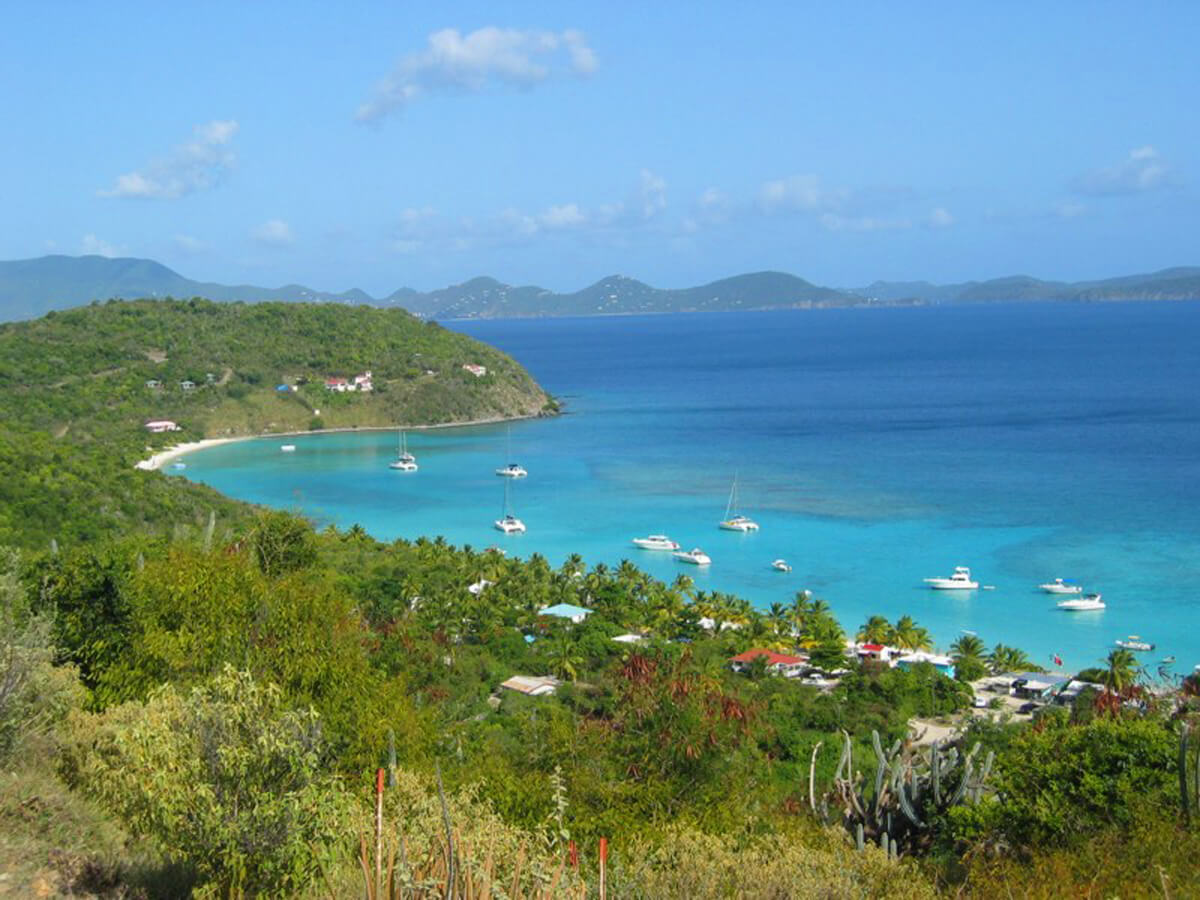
[2,2,1196,294]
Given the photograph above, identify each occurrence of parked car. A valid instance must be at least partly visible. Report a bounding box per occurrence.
[972,696,989,708]
[1017,701,1039,714]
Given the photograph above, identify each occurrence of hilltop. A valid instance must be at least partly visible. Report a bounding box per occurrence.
[9,255,1198,323]
[0,298,554,547]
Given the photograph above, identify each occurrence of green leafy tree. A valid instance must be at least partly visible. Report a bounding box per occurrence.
[856,615,891,644]
[889,615,932,651]
[250,510,318,577]
[78,667,352,898]
[950,633,988,682]
[987,643,1032,675]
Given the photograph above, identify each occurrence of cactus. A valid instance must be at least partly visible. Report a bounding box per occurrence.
[827,729,992,857]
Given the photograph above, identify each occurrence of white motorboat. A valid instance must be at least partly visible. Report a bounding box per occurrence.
[495,463,527,478]
[1039,578,1083,595]
[170,461,187,470]
[924,566,979,590]
[280,444,296,452]
[494,478,525,533]
[718,474,759,531]
[1115,635,1155,652]
[772,559,792,572]
[674,548,712,566]
[632,534,680,551]
[1057,592,1104,611]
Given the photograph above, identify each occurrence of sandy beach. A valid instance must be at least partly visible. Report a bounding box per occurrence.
[134,413,546,471]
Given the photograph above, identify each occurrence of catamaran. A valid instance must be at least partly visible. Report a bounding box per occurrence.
[494,478,526,534]
[495,425,527,477]
[389,429,417,471]
[718,474,759,532]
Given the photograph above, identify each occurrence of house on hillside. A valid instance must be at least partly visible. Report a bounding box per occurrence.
[500,675,561,697]
[462,364,488,377]
[853,642,903,663]
[144,420,180,433]
[145,379,161,389]
[324,377,350,392]
[179,380,196,391]
[538,603,592,624]
[353,371,374,392]
[1010,672,1072,701]
[729,648,808,678]
[895,652,956,679]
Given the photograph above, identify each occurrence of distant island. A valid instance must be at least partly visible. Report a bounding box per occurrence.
[1,254,1198,322]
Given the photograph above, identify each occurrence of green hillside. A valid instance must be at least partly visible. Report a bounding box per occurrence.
[0,298,554,548]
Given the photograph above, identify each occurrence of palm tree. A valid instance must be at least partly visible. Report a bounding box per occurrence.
[551,631,583,682]
[889,615,931,651]
[856,615,891,644]
[1103,648,1138,695]
[950,633,986,662]
[987,643,1032,675]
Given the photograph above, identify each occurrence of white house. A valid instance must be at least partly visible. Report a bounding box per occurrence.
[353,371,374,392]
[144,420,180,433]
[462,364,488,377]
[500,675,561,697]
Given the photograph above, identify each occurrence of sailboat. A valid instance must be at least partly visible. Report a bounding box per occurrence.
[494,477,526,533]
[495,425,527,477]
[718,474,759,531]
[389,429,417,471]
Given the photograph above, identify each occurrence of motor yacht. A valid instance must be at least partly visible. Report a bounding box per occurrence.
[772,559,792,572]
[1057,592,1104,611]
[1115,635,1155,652]
[923,566,979,590]
[496,463,528,478]
[280,444,296,452]
[1039,578,1083,595]
[632,534,680,551]
[674,548,712,566]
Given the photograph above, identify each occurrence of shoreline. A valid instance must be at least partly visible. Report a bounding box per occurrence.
[134,412,546,471]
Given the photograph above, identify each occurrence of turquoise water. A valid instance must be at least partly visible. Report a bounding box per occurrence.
[173,302,1200,673]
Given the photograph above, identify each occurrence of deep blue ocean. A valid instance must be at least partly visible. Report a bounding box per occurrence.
[173,302,1200,673]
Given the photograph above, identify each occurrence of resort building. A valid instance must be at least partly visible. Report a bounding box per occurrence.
[853,642,904,663]
[144,420,180,433]
[895,652,956,679]
[538,603,592,624]
[1010,672,1072,701]
[729,648,808,678]
[499,675,561,697]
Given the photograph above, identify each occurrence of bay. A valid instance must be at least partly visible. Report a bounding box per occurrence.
[174,301,1200,673]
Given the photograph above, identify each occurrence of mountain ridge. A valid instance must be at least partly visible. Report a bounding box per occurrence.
[2,254,1198,322]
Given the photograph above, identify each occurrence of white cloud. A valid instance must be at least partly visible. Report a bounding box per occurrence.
[173,234,207,254]
[538,203,587,229]
[252,219,295,246]
[639,169,667,218]
[99,120,239,199]
[819,213,911,232]
[81,234,123,257]
[758,174,847,213]
[927,207,954,228]
[356,27,597,121]
[1073,145,1173,196]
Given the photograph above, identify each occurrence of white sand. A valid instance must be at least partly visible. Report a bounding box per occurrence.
[135,437,244,471]
[134,413,546,471]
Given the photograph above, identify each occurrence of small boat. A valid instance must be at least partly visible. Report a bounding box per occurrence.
[170,461,187,470]
[1161,656,1176,665]
[1115,635,1155,652]
[280,444,296,452]
[772,559,792,572]
[1057,592,1105,611]
[718,474,759,532]
[1039,578,1083,595]
[674,548,711,566]
[494,514,526,534]
[494,478,525,533]
[632,534,680,551]
[389,429,417,470]
[495,463,528,478]
[924,566,979,590]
